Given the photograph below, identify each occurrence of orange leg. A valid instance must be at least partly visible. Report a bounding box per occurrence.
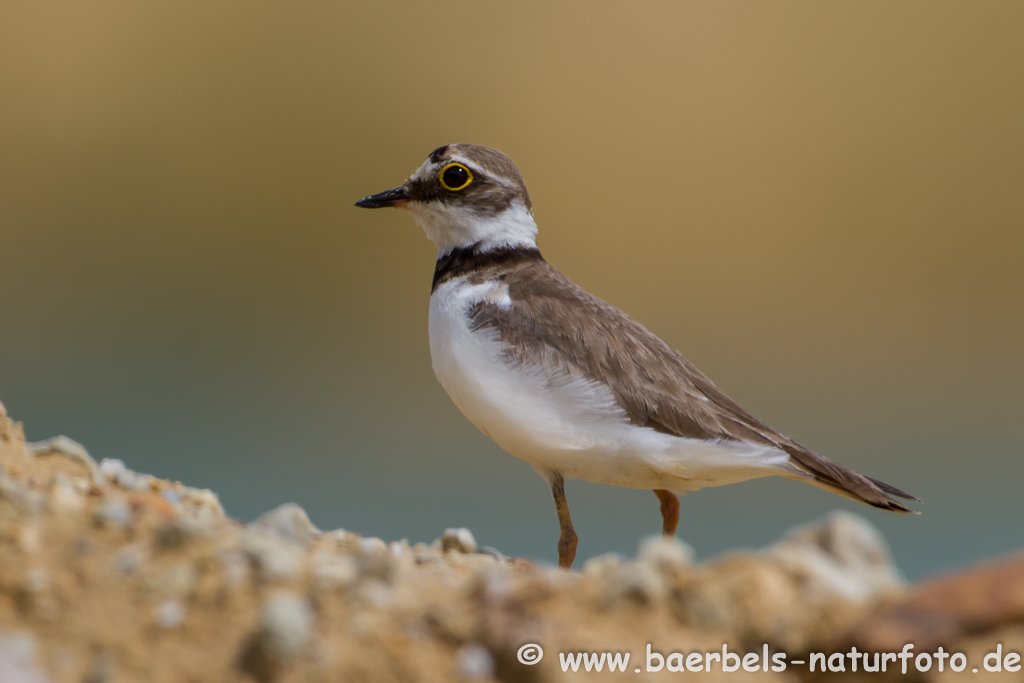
[654,489,679,538]
[550,474,578,569]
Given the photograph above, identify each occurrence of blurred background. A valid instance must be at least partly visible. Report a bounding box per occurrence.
[1,1,1021,581]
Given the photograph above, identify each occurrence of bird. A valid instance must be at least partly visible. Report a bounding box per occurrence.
[355,144,919,569]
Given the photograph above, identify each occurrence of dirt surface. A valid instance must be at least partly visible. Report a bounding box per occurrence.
[0,409,1018,682]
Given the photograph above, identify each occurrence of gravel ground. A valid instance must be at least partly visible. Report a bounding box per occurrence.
[0,405,1017,682]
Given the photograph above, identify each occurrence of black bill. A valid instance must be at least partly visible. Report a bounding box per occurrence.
[354,185,411,209]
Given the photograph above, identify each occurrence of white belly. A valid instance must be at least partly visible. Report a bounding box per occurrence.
[427,278,790,491]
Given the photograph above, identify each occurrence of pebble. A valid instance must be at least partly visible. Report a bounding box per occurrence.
[474,566,512,603]
[150,560,197,599]
[442,528,477,554]
[180,487,225,520]
[582,552,624,579]
[220,551,252,592]
[27,436,99,477]
[20,568,57,620]
[0,631,48,683]
[637,534,694,575]
[0,471,43,513]
[21,568,50,595]
[258,591,314,661]
[48,474,85,514]
[99,458,127,482]
[243,529,305,582]
[251,503,320,548]
[98,459,152,493]
[768,511,903,603]
[456,643,495,679]
[95,497,133,529]
[115,544,148,575]
[154,600,187,629]
[356,537,392,581]
[156,517,218,549]
[17,525,41,555]
[476,546,507,562]
[605,562,666,604]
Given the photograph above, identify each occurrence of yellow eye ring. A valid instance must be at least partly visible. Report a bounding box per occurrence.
[439,162,473,191]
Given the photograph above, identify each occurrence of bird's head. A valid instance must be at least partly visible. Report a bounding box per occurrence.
[356,144,537,255]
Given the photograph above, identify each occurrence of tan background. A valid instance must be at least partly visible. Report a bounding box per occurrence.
[1,1,1021,579]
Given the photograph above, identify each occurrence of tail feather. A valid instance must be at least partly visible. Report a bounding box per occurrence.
[865,475,922,503]
[783,443,920,514]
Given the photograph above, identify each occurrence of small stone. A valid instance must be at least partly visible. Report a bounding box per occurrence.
[637,534,694,576]
[476,546,507,562]
[27,436,98,476]
[0,631,48,683]
[21,568,50,595]
[49,474,85,514]
[84,651,116,683]
[155,517,217,549]
[474,566,512,603]
[359,536,387,555]
[605,562,666,604]
[442,528,477,554]
[356,537,392,580]
[0,472,43,513]
[243,529,305,582]
[95,497,133,529]
[105,461,150,493]
[456,643,495,679]
[181,487,225,518]
[115,544,148,575]
[241,590,314,679]
[261,591,314,656]
[221,551,252,590]
[0,399,6,418]
[768,511,903,604]
[154,600,186,629]
[149,561,197,598]
[99,458,127,482]
[17,525,41,555]
[19,568,57,620]
[582,552,625,579]
[251,503,320,549]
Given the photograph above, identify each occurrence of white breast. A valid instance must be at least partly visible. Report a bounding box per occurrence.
[427,278,792,491]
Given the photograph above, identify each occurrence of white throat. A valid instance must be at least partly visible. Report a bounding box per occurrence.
[407,201,538,257]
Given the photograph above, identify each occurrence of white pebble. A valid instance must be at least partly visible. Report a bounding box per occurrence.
[252,503,320,548]
[48,474,84,514]
[243,531,305,582]
[154,600,186,629]
[260,591,314,660]
[637,535,694,574]
[456,643,495,679]
[442,528,477,554]
[27,436,98,476]
[99,458,127,481]
[95,497,133,529]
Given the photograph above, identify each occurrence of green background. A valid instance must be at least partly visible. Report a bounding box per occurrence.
[2,1,1021,579]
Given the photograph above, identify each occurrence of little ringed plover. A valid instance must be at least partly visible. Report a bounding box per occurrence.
[356,144,919,569]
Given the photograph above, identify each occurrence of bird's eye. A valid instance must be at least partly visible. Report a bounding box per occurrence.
[439,163,473,191]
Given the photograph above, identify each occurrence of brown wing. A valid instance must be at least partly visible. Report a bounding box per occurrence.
[468,257,918,513]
